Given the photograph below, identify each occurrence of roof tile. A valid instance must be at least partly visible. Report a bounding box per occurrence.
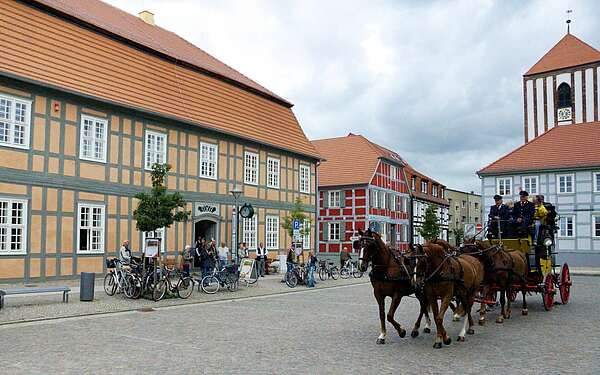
[525,33,600,76]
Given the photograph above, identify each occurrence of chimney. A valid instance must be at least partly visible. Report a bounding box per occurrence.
[138,10,155,25]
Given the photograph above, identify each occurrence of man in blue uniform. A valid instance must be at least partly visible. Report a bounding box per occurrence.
[487,195,510,239]
[512,190,535,237]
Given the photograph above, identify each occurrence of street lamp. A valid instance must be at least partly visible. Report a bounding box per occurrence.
[230,185,243,265]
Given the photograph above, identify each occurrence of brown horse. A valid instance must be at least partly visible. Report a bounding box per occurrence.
[357,229,431,344]
[461,239,528,323]
[415,241,484,348]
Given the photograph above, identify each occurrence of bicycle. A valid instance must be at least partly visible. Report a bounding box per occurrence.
[318,260,340,281]
[104,258,139,298]
[152,265,195,301]
[285,262,308,288]
[340,259,363,279]
[200,265,239,294]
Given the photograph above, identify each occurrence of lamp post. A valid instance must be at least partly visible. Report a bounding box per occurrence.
[230,185,243,265]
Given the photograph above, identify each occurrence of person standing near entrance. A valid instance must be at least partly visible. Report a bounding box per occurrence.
[193,236,203,268]
[238,242,249,260]
[119,240,131,264]
[256,242,268,277]
[217,241,229,269]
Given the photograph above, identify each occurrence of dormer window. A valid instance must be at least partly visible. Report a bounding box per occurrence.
[557,83,572,108]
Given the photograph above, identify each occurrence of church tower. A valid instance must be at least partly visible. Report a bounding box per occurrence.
[523,33,600,142]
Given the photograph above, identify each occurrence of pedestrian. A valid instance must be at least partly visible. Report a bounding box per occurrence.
[238,242,249,260]
[340,246,350,268]
[180,245,193,276]
[307,250,318,288]
[119,240,131,264]
[207,239,217,272]
[217,241,229,269]
[193,236,203,268]
[256,242,268,277]
[197,239,211,279]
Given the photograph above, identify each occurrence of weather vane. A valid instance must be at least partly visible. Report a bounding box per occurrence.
[566,9,572,34]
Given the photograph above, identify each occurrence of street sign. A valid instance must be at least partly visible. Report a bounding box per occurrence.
[292,219,301,230]
[476,223,483,232]
[464,223,476,238]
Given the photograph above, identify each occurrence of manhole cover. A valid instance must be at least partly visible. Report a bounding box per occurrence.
[137,307,155,313]
[24,284,38,287]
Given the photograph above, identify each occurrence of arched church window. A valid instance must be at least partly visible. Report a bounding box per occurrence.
[557,83,572,108]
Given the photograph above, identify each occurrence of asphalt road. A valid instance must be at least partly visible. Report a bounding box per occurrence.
[0,276,597,375]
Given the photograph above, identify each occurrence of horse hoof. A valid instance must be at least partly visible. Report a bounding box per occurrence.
[398,329,406,338]
[433,342,442,349]
[495,317,504,324]
[443,337,452,346]
[457,336,465,342]
[423,327,431,334]
[411,330,419,338]
[522,309,528,316]
[478,319,485,326]
[376,338,385,345]
[467,328,475,335]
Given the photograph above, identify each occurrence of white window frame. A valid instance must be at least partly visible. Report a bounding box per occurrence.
[328,190,341,208]
[328,222,341,242]
[77,203,105,254]
[372,190,379,208]
[244,152,259,185]
[144,130,167,170]
[0,94,31,149]
[143,228,165,254]
[411,177,416,191]
[300,164,311,193]
[266,157,280,189]
[199,142,218,179]
[0,198,28,255]
[390,165,397,180]
[432,185,438,197]
[593,215,600,238]
[79,115,108,163]
[302,219,311,250]
[265,216,279,250]
[593,172,600,193]
[496,177,512,196]
[243,215,258,249]
[557,174,575,194]
[421,181,428,193]
[390,194,396,211]
[558,215,575,238]
[522,176,538,195]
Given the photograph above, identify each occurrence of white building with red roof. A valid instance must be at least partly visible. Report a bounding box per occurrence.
[478,32,600,266]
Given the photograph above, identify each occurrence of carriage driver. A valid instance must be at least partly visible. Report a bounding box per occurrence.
[512,190,535,237]
[487,195,510,239]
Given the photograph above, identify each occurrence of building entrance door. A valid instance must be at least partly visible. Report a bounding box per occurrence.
[195,220,216,242]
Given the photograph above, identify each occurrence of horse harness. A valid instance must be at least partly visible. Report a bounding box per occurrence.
[359,236,412,283]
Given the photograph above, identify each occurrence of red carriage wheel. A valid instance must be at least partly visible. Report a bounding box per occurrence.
[508,289,517,303]
[542,274,555,311]
[560,263,571,304]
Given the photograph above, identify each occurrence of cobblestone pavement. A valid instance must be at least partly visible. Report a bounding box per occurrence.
[0,276,597,375]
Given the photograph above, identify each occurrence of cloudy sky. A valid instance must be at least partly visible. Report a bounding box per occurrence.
[106,0,600,193]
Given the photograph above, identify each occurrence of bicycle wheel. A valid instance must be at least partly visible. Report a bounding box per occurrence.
[152,279,167,301]
[353,269,364,278]
[227,276,239,292]
[318,268,328,281]
[129,274,142,299]
[123,273,136,298]
[340,267,350,279]
[201,275,220,294]
[104,273,117,296]
[285,272,298,288]
[176,276,194,299]
[330,267,340,280]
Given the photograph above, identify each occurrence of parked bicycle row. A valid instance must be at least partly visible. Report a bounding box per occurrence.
[284,250,365,288]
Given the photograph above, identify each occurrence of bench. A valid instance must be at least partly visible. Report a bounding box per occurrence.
[0,286,71,310]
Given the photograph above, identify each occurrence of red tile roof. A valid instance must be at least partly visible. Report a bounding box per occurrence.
[32,0,290,105]
[525,33,600,76]
[478,122,600,175]
[312,134,404,187]
[404,165,449,206]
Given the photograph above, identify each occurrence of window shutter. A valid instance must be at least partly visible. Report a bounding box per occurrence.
[323,223,329,241]
[340,190,346,208]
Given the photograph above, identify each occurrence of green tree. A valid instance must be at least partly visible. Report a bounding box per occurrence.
[133,163,190,249]
[419,204,441,241]
[452,227,464,247]
[282,197,311,240]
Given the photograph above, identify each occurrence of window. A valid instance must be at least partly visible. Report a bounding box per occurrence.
[474,202,479,210]
[594,173,600,193]
[390,165,397,180]
[302,219,311,250]
[143,228,165,253]
[266,157,280,189]
[265,216,279,250]
[557,83,572,108]
[243,216,257,249]
[371,190,378,208]
[328,222,341,241]
[300,165,310,193]
[593,215,600,238]
[0,198,27,255]
[522,176,538,194]
[496,178,512,196]
[462,201,466,208]
[80,115,107,162]
[390,194,396,211]
[432,185,438,197]
[440,188,445,199]
[381,192,386,210]
[557,174,574,194]
[329,190,341,207]
[421,181,428,193]
[78,203,105,253]
[244,152,258,185]
[0,94,30,149]
[144,130,167,170]
[200,142,218,179]
[411,177,416,191]
[559,216,575,237]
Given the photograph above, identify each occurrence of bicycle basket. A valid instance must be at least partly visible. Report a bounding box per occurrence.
[106,258,117,269]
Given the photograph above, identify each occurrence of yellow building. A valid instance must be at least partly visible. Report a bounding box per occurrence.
[0,0,319,281]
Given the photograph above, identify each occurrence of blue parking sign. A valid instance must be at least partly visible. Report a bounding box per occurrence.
[293,219,301,230]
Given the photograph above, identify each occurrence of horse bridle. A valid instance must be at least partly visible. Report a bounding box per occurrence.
[358,235,412,278]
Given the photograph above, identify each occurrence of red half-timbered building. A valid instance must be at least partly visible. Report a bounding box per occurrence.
[312,134,411,255]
